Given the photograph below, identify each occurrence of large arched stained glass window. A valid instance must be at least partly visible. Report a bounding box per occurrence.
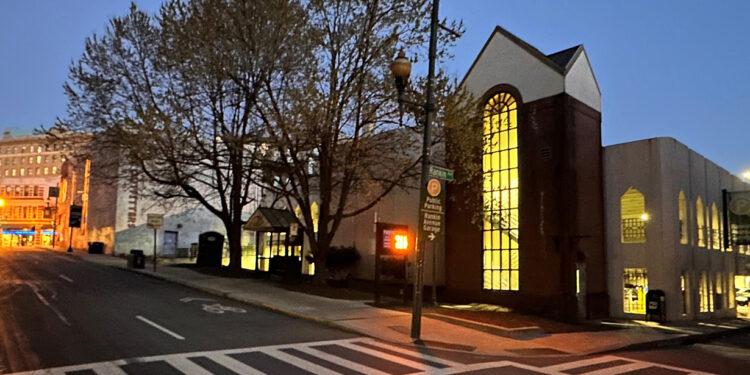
[482,92,519,291]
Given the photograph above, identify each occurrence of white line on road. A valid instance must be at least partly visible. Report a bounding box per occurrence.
[135,315,185,340]
[24,282,71,326]
[59,274,74,283]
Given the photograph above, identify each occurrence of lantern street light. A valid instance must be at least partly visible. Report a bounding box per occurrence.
[389,0,443,341]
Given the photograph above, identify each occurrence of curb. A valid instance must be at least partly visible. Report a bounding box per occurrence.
[595,324,750,355]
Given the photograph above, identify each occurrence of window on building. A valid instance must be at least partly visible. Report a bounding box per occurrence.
[52,166,57,174]
[696,197,705,247]
[36,155,41,164]
[711,204,720,250]
[28,156,33,164]
[621,187,647,243]
[11,169,16,176]
[715,272,724,310]
[482,92,519,292]
[44,167,48,175]
[19,168,24,176]
[681,273,688,315]
[310,202,319,233]
[679,191,688,244]
[699,271,709,312]
[623,268,647,314]
[728,272,735,309]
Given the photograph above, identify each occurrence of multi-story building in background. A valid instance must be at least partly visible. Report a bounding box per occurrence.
[0,130,65,247]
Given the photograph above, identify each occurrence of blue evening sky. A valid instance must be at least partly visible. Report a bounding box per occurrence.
[2,1,749,174]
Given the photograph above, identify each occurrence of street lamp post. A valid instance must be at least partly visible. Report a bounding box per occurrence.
[389,0,441,340]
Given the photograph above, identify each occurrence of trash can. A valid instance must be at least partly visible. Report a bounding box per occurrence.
[129,249,145,269]
[196,232,224,267]
[88,241,104,254]
[645,289,666,323]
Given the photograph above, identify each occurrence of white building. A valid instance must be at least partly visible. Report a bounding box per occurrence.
[605,137,750,321]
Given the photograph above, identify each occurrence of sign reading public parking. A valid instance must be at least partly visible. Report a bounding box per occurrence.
[419,177,445,243]
[69,205,83,228]
[147,214,164,229]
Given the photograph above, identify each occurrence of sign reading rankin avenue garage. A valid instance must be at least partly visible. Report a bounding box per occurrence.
[419,165,453,243]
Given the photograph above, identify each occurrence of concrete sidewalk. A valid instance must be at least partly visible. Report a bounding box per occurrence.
[61,250,750,357]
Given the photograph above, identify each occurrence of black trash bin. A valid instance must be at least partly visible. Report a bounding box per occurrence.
[196,232,224,267]
[88,241,104,254]
[646,289,666,323]
[129,249,145,269]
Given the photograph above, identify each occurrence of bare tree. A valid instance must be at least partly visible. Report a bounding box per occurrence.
[55,0,306,269]
[254,0,472,281]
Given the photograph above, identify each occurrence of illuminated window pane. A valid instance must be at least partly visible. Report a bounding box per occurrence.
[482,92,519,291]
[696,197,705,247]
[621,187,647,243]
[678,191,688,245]
[711,204,720,250]
[623,268,647,314]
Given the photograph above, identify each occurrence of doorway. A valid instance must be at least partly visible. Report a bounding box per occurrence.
[162,231,178,257]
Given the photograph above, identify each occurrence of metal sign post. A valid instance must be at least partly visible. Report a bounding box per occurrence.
[147,214,164,271]
[49,186,59,248]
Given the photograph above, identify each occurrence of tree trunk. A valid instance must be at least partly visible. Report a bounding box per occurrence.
[311,232,331,284]
[225,220,243,271]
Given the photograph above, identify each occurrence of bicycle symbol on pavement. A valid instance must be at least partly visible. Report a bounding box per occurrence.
[179,297,246,314]
[201,303,246,314]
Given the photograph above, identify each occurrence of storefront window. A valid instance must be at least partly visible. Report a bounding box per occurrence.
[678,191,687,244]
[623,268,647,314]
[482,92,519,291]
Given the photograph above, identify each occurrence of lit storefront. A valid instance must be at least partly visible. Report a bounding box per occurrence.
[240,207,314,275]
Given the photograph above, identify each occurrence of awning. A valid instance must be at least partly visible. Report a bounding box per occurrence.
[244,207,299,232]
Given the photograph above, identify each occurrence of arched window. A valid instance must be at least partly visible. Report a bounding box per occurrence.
[678,191,688,244]
[711,203,720,250]
[696,197,705,247]
[621,187,647,243]
[482,92,519,291]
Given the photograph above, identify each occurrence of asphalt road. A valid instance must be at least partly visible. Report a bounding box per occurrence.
[2,248,749,375]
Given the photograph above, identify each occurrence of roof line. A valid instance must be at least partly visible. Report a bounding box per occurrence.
[460,26,565,88]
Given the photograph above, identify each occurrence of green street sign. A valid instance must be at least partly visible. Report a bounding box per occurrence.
[429,165,454,182]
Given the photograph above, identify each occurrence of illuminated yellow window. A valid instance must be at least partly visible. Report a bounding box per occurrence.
[696,197,705,247]
[711,203,721,250]
[482,92,519,291]
[678,191,687,244]
[623,268,647,314]
[699,271,709,312]
[620,187,647,243]
[310,202,319,233]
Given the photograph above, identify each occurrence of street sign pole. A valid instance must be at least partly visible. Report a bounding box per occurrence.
[153,228,157,272]
[67,227,73,253]
[147,214,164,272]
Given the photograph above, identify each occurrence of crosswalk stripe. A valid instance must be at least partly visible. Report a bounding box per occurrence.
[90,362,129,375]
[263,348,340,375]
[164,358,214,375]
[209,353,266,375]
[353,339,465,368]
[582,362,652,375]
[543,355,621,372]
[295,346,391,375]
[341,341,444,372]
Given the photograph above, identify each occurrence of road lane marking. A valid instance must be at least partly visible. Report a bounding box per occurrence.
[163,358,213,375]
[135,315,185,340]
[59,274,74,283]
[24,282,71,326]
[296,346,391,375]
[264,348,340,375]
[209,354,265,375]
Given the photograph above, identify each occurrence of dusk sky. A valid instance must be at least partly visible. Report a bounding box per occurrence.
[2,1,749,175]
